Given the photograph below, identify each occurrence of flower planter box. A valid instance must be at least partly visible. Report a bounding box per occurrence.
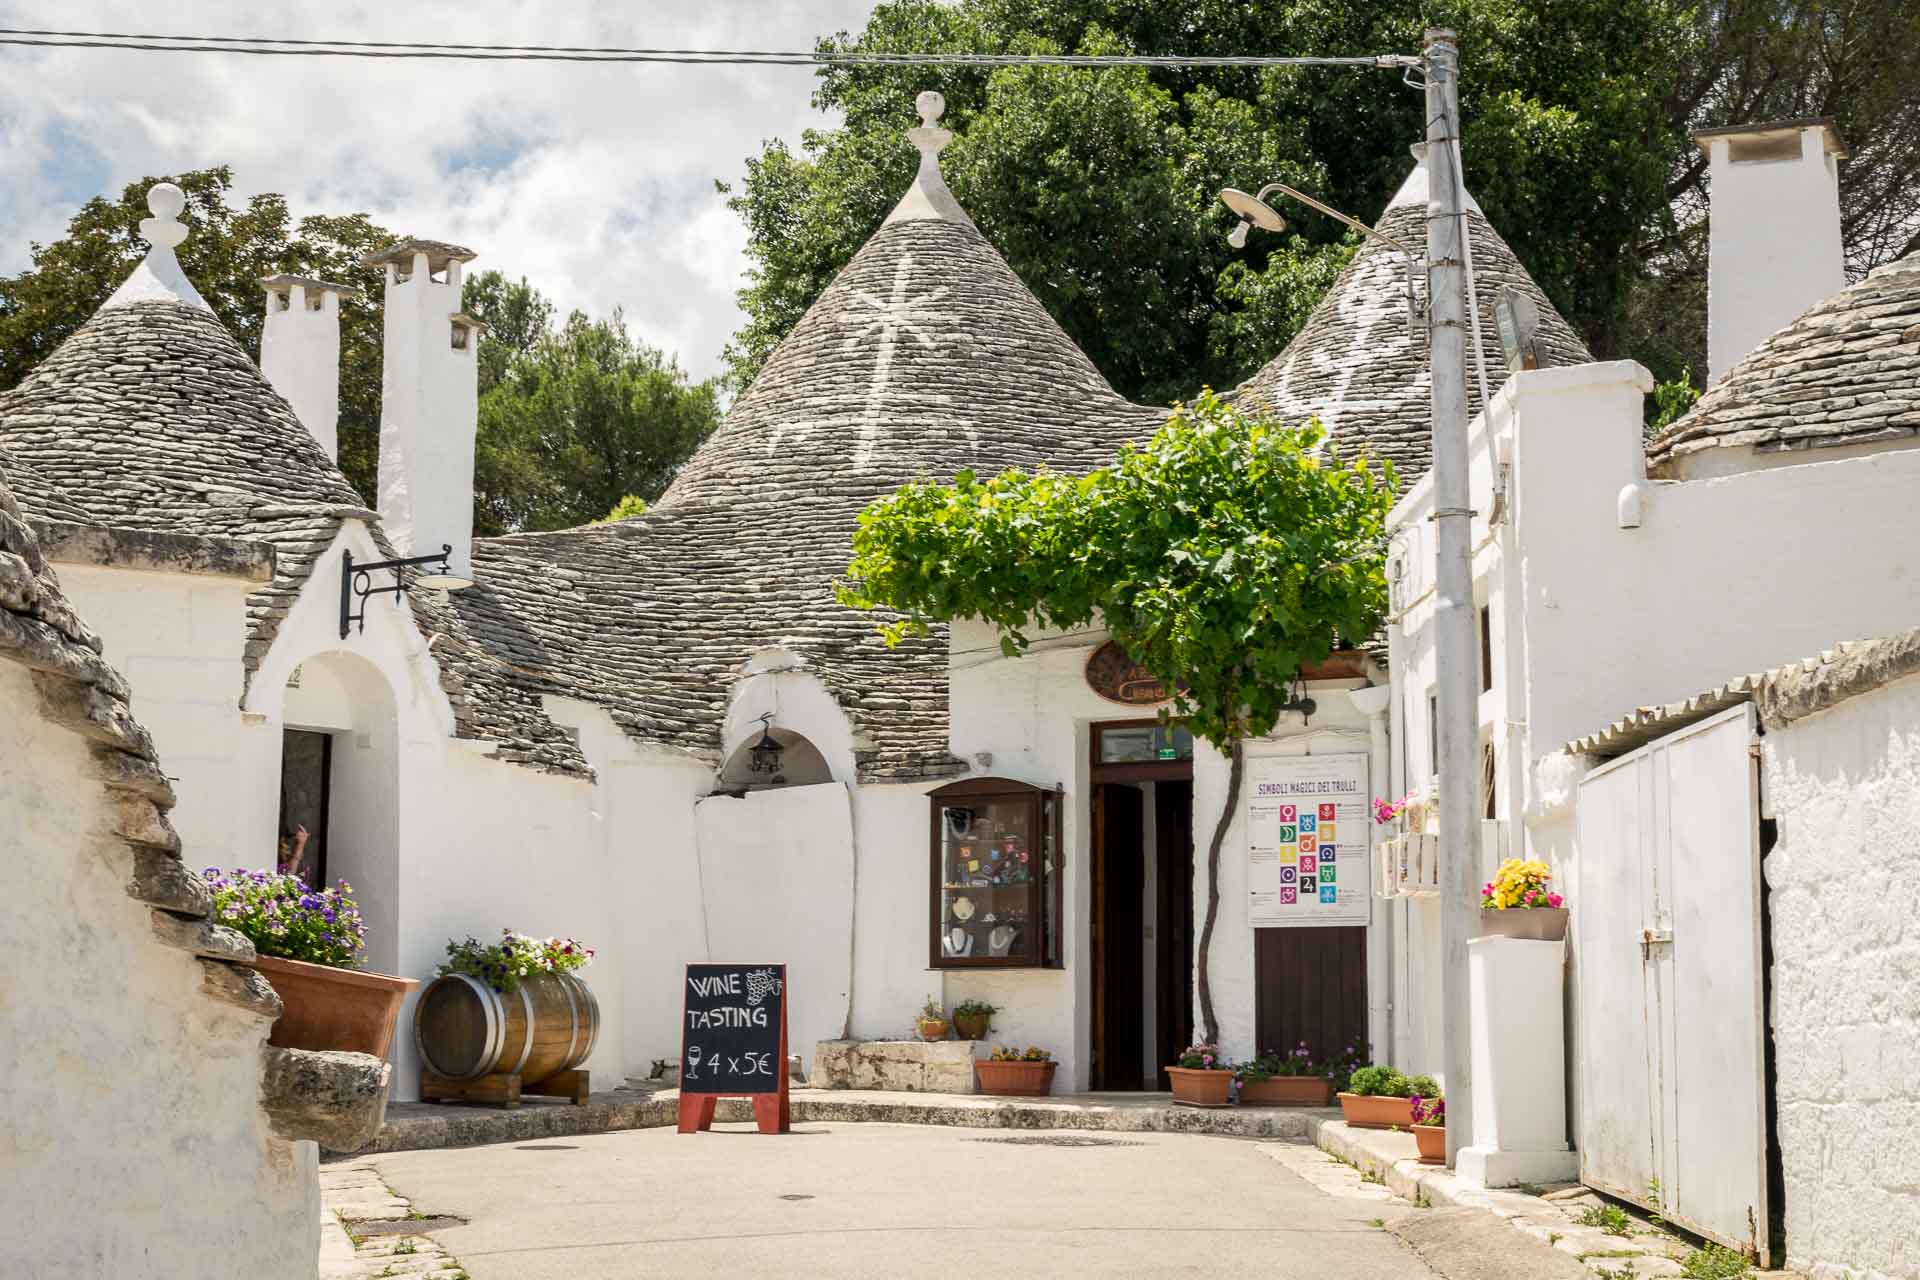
[1413,1123,1446,1164]
[1167,1066,1234,1106]
[251,954,418,1062]
[1239,1076,1334,1107]
[1337,1091,1416,1129]
[1478,906,1568,942]
[975,1059,1057,1097]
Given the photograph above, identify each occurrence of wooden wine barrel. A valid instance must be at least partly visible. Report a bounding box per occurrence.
[413,971,599,1084]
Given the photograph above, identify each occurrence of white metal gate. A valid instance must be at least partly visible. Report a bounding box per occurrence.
[1574,704,1768,1258]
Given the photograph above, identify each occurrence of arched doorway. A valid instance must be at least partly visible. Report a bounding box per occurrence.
[278,650,402,972]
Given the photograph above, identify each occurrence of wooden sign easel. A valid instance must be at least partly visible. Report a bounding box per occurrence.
[677,962,791,1135]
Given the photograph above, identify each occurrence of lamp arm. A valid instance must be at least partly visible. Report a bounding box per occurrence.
[1256,181,1415,258]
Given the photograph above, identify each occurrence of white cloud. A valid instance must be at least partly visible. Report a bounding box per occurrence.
[0,0,879,379]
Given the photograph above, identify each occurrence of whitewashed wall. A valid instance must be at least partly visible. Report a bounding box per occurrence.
[949,618,1388,1087]
[1763,675,1920,1280]
[56,563,274,872]
[0,661,319,1278]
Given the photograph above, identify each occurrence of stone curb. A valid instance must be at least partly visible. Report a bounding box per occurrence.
[352,1087,1333,1155]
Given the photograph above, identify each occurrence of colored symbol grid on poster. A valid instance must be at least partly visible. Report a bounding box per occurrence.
[1280,866,1296,885]
[1320,845,1336,863]
[1279,805,1296,822]
[1300,854,1318,875]
[1279,825,1297,842]
[1299,812,1317,833]
[1280,886,1297,904]
[1321,823,1336,841]
[1301,876,1317,894]
[1321,864,1336,884]
[1280,846,1297,865]
[1319,886,1337,903]
[1319,803,1337,821]
[1299,834,1317,853]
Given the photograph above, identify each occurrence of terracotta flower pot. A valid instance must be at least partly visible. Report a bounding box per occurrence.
[1239,1075,1334,1107]
[1413,1123,1447,1164]
[1478,906,1568,941]
[975,1059,1056,1096]
[1167,1066,1234,1106]
[250,954,418,1062]
[916,1018,950,1042]
[953,1012,992,1041]
[1337,1091,1416,1129]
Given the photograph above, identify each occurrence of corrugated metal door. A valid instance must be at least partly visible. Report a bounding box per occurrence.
[1575,704,1767,1258]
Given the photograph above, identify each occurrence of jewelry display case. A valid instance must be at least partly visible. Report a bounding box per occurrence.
[928,776,1062,969]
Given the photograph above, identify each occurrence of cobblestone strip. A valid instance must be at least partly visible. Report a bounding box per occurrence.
[319,1159,469,1280]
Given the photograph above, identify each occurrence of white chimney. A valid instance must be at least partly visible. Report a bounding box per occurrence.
[1696,118,1846,386]
[259,275,353,459]
[363,239,480,588]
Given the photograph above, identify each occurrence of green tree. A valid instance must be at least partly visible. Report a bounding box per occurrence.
[840,390,1395,1039]
[0,167,394,497]
[727,0,1920,400]
[472,309,720,534]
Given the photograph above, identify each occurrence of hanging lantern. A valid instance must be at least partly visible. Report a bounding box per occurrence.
[748,716,785,775]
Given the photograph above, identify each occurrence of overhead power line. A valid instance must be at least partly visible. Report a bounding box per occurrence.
[0,26,1418,69]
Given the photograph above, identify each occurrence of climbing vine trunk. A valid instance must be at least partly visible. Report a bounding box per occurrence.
[1195,739,1243,1046]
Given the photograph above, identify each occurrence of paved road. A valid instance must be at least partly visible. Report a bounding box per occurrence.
[367,1122,1446,1279]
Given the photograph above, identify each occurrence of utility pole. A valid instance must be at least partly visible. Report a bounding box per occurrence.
[1423,26,1477,1169]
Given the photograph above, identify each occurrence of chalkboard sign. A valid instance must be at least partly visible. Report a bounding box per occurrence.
[677,962,790,1134]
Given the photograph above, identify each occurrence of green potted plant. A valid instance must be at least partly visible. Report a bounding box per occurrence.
[975,1045,1056,1096]
[1167,1042,1235,1106]
[1238,1041,1335,1107]
[1480,858,1568,941]
[1337,1066,1439,1129]
[1410,1092,1446,1164]
[915,995,950,1042]
[952,998,998,1040]
[202,867,417,1062]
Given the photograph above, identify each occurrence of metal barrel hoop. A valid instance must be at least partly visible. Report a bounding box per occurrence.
[416,973,502,1082]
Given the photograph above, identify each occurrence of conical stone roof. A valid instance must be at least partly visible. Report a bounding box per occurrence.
[0,185,376,683]
[1231,154,1591,479]
[1648,250,1920,474]
[434,94,1164,780]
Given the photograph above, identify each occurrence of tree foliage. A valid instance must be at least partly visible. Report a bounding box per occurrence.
[840,390,1394,749]
[464,279,720,535]
[727,0,1920,399]
[0,166,394,496]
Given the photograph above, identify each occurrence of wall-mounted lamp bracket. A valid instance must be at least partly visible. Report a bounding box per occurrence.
[339,545,454,639]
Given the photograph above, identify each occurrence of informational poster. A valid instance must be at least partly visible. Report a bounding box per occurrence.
[1246,753,1371,927]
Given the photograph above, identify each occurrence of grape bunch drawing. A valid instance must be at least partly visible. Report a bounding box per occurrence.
[746,967,783,1007]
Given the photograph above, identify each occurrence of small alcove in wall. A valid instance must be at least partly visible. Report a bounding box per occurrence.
[714,726,833,793]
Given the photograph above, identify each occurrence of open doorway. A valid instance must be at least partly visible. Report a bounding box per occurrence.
[279,728,332,886]
[1090,720,1195,1091]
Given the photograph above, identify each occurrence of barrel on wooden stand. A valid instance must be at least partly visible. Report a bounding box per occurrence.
[414,971,599,1107]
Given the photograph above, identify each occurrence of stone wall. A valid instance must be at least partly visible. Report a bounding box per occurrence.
[1763,672,1920,1280]
[0,659,319,1277]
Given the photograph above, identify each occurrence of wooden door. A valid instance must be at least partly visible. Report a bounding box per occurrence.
[1153,780,1194,1088]
[1254,925,1367,1063]
[1091,783,1145,1090]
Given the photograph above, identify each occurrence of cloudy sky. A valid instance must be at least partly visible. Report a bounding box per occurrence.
[0,1,878,380]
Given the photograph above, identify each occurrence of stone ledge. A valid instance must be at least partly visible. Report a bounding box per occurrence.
[32,518,276,582]
[262,1047,392,1152]
[814,1038,985,1093]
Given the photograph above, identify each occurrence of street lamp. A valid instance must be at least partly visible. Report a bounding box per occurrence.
[1219,182,1415,258]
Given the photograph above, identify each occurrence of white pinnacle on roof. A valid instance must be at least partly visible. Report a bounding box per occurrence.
[883,90,977,229]
[103,183,211,313]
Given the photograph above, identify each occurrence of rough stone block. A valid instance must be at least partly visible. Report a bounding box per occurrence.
[200,960,283,1020]
[127,846,210,914]
[113,793,181,854]
[261,1047,392,1152]
[87,746,177,806]
[151,911,255,963]
[31,673,154,756]
[814,1039,983,1093]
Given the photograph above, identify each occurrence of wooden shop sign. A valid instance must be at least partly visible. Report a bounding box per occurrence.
[676,962,790,1134]
[1085,640,1178,706]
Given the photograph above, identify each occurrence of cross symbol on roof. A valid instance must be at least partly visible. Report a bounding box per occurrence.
[842,255,952,356]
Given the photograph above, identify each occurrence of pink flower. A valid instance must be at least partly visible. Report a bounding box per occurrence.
[1548,893,1564,908]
